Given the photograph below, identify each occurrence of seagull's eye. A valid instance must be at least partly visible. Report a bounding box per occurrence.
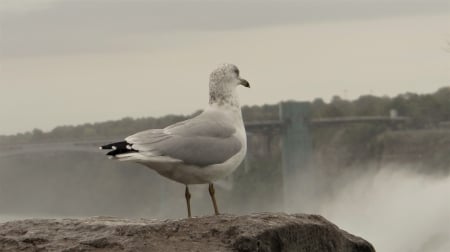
[234,69,239,76]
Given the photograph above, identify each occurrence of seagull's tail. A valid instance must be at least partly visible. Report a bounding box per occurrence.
[99,141,139,160]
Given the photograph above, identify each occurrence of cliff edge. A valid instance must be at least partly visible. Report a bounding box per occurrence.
[0,213,375,252]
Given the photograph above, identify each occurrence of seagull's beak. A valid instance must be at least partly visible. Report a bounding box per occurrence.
[239,78,250,88]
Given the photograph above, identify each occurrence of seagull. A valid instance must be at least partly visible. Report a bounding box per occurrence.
[100,64,249,218]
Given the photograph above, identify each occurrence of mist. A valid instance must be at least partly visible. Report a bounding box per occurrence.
[289,165,450,252]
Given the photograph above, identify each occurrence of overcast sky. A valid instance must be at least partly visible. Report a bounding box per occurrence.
[0,0,449,135]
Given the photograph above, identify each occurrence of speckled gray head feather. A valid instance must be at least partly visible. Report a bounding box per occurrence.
[209,64,248,107]
[209,64,239,83]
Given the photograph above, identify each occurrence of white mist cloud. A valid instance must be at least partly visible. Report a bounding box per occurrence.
[314,167,450,252]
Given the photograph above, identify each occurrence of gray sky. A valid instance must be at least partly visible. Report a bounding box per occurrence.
[0,0,449,135]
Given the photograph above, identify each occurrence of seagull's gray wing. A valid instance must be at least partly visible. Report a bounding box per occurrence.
[125,113,242,167]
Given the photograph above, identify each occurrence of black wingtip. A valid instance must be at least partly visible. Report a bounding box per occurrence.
[100,141,138,156]
[100,142,121,150]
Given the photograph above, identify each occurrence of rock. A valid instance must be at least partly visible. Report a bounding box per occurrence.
[0,213,375,252]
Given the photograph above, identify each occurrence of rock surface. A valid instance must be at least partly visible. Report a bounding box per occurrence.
[0,213,375,252]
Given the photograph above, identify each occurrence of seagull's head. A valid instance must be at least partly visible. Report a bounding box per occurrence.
[209,64,250,90]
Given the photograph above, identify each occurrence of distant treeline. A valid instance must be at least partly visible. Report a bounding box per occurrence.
[1,87,449,144]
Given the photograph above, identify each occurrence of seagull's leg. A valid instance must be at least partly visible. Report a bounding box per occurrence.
[185,185,192,218]
[208,183,220,215]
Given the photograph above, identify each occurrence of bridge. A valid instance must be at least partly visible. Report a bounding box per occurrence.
[0,102,409,164]
[0,140,107,158]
